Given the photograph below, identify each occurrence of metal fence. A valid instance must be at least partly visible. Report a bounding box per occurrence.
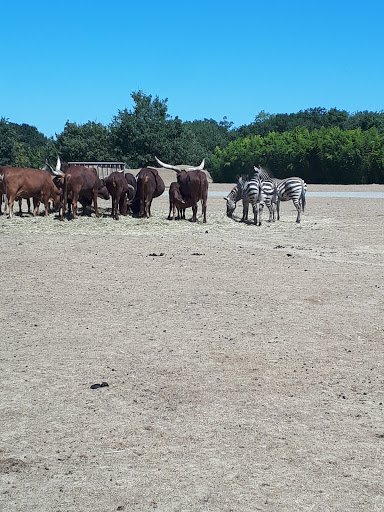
[68,162,126,180]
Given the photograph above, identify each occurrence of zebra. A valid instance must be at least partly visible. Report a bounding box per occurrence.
[241,172,279,225]
[224,173,277,224]
[224,174,248,218]
[254,166,307,223]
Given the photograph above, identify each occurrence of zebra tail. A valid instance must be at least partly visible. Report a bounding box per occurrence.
[301,182,306,213]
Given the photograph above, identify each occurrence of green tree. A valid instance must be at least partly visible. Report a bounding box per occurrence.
[110,91,171,167]
[56,121,113,162]
[0,118,17,165]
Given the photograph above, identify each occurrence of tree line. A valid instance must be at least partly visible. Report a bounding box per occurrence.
[1,92,384,183]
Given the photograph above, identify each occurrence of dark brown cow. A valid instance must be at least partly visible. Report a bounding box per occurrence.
[155,157,208,222]
[75,183,110,214]
[0,166,63,218]
[56,160,101,220]
[105,171,134,220]
[131,167,165,218]
[168,181,197,221]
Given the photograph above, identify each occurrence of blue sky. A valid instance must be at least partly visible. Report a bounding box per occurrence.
[1,0,383,137]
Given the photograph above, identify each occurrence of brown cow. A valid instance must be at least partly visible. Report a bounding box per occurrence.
[0,166,63,218]
[168,181,198,221]
[131,167,165,218]
[155,157,208,223]
[56,160,102,220]
[105,171,134,220]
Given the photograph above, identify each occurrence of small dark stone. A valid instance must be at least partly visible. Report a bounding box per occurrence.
[90,384,101,389]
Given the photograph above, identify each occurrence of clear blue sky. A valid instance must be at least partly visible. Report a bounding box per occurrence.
[1,0,383,137]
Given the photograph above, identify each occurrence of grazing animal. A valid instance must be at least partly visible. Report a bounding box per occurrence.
[130,167,165,218]
[224,175,248,218]
[241,173,266,225]
[0,166,63,218]
[167,181,198,220]
[254,166,307,223]
[155,157,208,223]
[55,160,102,220]
[225,173,276,223]
[105,171,134,220]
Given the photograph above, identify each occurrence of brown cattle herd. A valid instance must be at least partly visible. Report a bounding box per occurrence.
[0,158,209,223]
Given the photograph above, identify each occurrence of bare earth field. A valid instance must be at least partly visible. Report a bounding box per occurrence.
[1,181,383,512]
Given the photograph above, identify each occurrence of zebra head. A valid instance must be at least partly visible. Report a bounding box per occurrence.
[224,174,248,217]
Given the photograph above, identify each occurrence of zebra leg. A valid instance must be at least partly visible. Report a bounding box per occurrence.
[293,199,301,223]
[252,201,258,225]
[277,199,281,220]
[266,200,274,222]
[258,202,264,226]
[241,199,249,222]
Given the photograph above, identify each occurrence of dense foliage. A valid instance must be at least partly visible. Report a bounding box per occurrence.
[1,96,384,183]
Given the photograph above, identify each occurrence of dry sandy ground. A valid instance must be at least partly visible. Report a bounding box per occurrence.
[0,182,383,512]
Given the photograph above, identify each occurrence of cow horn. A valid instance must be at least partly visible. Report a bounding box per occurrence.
[155,156,180,172]
[155,156,205,172]
[56,157,62,172]
[185,159,205,171]
[43,159,64,177]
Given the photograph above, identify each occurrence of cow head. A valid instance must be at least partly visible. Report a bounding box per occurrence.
[43,157,65,178]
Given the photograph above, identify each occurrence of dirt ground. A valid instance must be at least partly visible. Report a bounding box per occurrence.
[1,179,383,512]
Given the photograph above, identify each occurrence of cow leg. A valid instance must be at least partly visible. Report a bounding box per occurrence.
[18,198,23,217]
[72,192,79,219]
[93,189,99,218]
[119,194,127,217]
[202,199,207,223]
[27,198,31,214]
[145,199,150,218]
[33,198,40,216]
[191,205,197,222]
[8,194,15,218]
[43,196,50,216]
[114,196,120,220]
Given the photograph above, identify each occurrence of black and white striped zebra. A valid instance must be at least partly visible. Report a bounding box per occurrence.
[254,166,307,223]
[224,175,248,218]
[224,173,276,224]
[241,173,277,225]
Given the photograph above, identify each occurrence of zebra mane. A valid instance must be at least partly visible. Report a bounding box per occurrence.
[253,165,274,181]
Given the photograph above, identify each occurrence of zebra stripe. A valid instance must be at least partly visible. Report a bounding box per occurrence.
[224,175,247,218]
[254,166,307,223]
[241,174,276,225]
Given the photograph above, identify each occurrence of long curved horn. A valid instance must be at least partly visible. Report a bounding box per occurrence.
[185,159,205,171]
[155,156,180,172]
[155,156,205,172]
[56,157,61,173]
[43,160,64,177]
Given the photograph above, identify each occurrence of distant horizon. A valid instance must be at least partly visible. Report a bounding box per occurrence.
[4,103,384,139]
